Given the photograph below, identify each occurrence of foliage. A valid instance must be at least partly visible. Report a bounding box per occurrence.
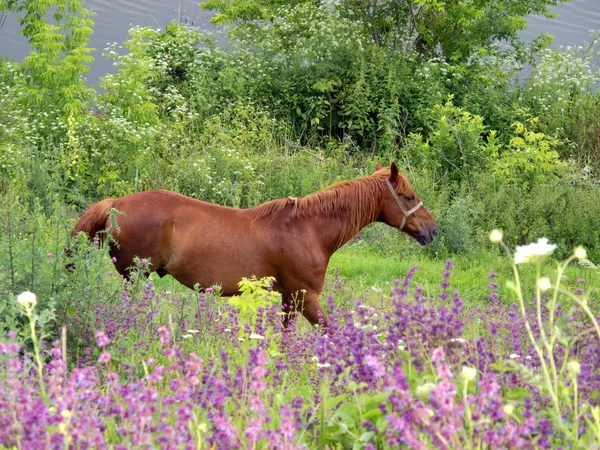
[471,175,600,261]
[404,95,498,187]
[520,34,600,171]
[202,0,570,62]
[489,116,564,188]
[228,276,281,322]
[391,0,568,61]
[425,195,476,255]
[0,0,95,116]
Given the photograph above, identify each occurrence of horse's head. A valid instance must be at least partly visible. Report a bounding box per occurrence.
[376,162,437,245]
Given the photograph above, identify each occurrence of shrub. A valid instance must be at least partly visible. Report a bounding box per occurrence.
[489,115,564,189]
[521,35,600,173]
[471,175,600,261]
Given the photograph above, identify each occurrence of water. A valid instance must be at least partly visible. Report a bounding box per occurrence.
[519,0,600,47]
[0,0,599,84]
[0,0,218,84]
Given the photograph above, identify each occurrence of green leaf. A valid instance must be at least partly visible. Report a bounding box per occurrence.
[336,403,360,427]
[359,431,375,442]
[364,391,391,410]
[489,362,517,373]
[362,408,383,420]
[325,393,348,410]
[505,387,532,400]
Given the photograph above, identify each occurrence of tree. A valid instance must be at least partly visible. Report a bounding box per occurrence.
[202,0,571,61]
[0,0,95,115]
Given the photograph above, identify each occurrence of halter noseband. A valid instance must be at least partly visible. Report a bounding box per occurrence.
[385,179,424,230]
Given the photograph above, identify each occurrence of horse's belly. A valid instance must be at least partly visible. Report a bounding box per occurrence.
[168,230,279,294]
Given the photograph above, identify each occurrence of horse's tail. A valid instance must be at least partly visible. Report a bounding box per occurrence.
[65,199,116,272]
[70,199,116,241]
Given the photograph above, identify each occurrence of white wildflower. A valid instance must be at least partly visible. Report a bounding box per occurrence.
[503,404,514,415]
[249,333,264,340]
[17,291,37,307]
[509,353,520,359]
[187,329,199,334]
[574,246,587,260]
[567,360,581,377]
[538,277,552,292]
[317,362,331,368]
[514,238,557,264]
[182,334,192,339]
[461,366,477,382]
[489,229,503,243]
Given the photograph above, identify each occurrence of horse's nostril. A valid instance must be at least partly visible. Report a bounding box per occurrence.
[432,228,438,237]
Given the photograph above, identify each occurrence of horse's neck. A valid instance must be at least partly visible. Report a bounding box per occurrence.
[308,177,383,254]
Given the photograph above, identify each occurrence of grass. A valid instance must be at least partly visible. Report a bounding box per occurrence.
[147,240,600,303]
[146,239,600,324]
[328,245,600,307]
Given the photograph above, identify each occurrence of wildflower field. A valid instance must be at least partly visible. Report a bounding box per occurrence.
[3,0,600,447]
[2,232,600,448]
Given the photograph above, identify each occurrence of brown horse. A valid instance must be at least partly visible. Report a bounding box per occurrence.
[68,162,437,328]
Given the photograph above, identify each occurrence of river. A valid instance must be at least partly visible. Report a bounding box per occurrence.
[0,0,599,84]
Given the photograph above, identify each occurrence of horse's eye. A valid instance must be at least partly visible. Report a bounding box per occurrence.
[405,195,415,201]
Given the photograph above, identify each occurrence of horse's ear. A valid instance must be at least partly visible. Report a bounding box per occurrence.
[374,163,383,172]
[389,162,399,181]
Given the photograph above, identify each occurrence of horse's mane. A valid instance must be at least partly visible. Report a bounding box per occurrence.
[252,169,409,245]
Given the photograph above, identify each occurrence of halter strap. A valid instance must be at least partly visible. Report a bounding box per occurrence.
[385,179,423,230]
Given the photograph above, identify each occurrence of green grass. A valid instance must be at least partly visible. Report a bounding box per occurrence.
[147,242,600,324]
[328,245,600,308]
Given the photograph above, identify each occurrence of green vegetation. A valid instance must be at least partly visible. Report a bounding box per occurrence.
[329,246,600,304]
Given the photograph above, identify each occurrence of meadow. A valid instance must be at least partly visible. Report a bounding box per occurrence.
[2,0,600,447]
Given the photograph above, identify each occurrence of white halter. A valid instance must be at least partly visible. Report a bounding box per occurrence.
[385,179,424,230]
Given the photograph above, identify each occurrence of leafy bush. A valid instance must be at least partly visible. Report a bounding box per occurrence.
[471,175,600,261]
[404,96,497,187]
[521,34,600,172]
[489,116,564,188]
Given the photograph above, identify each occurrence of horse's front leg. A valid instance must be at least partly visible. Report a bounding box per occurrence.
[301,291,328,331]
[281,291,328,331]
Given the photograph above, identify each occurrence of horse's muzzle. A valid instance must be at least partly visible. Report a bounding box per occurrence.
[417,226,438,245]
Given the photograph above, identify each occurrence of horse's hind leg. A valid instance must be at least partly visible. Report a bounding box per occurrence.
[108,245,158,282]
[282,293,297,329]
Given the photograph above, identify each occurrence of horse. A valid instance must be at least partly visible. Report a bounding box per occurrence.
[67,162,437,329]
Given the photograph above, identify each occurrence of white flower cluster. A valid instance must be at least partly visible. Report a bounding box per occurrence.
[514,238,557,264]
